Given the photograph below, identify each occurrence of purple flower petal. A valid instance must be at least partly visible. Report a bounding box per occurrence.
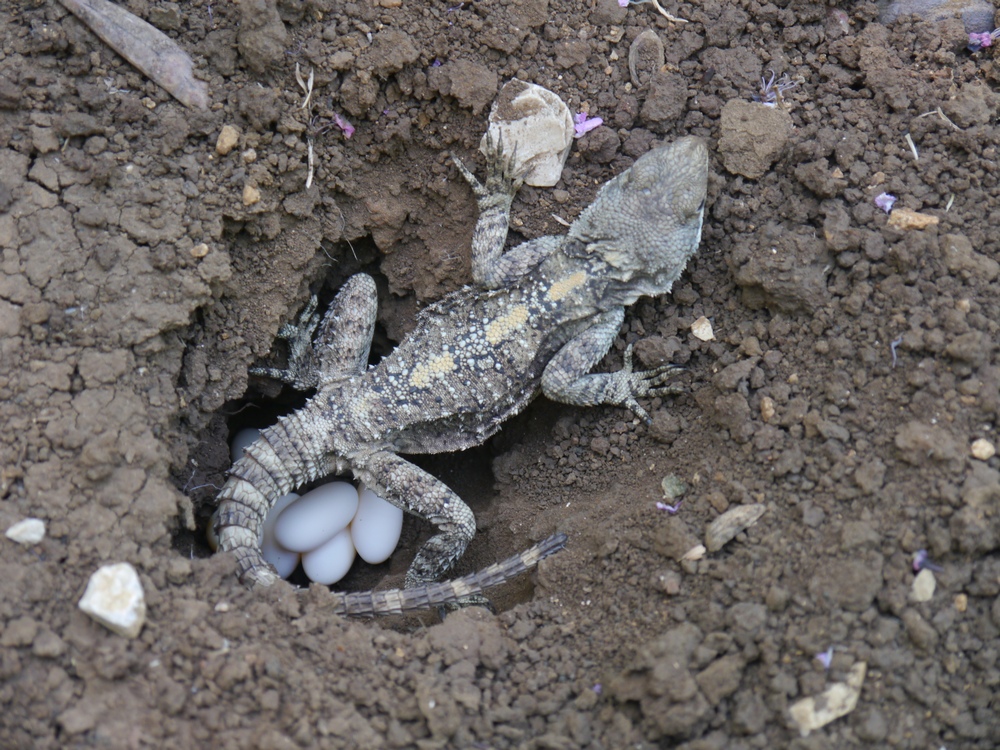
[969,32,993,50]
[333,113,355,139]
[815,647,834,670]
[619,0,630,7]
[656,500,682,515]
[874,192,896,214]
[913,549,943,573]
[573,112,603,138]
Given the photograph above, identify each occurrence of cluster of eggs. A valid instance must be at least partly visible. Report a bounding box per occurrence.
[211,428,404,584]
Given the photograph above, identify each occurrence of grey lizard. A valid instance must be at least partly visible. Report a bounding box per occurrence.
[214,135,709,614]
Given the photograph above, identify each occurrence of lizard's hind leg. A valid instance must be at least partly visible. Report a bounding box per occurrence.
[251,273,378,390]
[354,451,477,590]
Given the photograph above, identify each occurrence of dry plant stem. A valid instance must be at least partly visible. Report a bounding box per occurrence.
[59,0,208,109]
[649,0,689,23]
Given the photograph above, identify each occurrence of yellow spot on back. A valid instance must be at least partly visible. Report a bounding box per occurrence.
[546,271,587,301]
[409,352,457,388]
[485,305,529,345]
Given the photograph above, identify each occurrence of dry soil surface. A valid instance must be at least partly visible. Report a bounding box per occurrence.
[2,0,1000,748]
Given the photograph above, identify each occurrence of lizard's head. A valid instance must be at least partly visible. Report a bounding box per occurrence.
[569,137,708,296]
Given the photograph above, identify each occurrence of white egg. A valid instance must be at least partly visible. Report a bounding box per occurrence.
[301,529,356,584]
[206,508,220,551]
[351,487,403,564]
[262,492,300,541]
[273,482,359,552]
[230,427,261,463]
[261,535,300,579]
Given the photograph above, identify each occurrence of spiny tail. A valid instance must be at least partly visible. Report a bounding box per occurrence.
[332,533,568,616]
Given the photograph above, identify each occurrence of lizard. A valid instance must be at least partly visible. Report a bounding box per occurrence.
[214,134,709,615]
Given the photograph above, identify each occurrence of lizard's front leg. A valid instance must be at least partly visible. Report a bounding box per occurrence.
[452,134,561,289]
[542,308,684,423]
[250,273,378,390]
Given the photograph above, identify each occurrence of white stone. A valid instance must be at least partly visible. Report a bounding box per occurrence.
[78,563,146,639]
[691,316,715,341]
[789,662,866,737]
[971,438,996,461]
[910,568,936,603]
[705,504,766,553]
[481,79,574,187]
[5,517,45,545]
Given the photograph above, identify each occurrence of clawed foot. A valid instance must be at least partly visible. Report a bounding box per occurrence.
[620,343,685,424]
[451,131,526,205]
[249,295,322,390]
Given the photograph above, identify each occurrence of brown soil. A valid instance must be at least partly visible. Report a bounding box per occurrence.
[2,0,1000,747]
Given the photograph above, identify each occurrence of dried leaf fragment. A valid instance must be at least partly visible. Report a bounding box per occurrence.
[59,0,208,109]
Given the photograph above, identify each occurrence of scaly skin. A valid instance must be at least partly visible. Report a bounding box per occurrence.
[215,136,709,612]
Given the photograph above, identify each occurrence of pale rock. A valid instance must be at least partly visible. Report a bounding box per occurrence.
[971,438,996,461]
[910,568,936,603]
[481,79,574,187]
[78,563,147,639]
[789,662,866,737]
[216,125,240,155]
[5,518,45,545]
[242,184,261,206]
[705,504,766,552]
[691,316,715,341]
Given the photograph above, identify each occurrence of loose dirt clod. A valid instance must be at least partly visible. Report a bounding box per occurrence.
[58,0,209,109]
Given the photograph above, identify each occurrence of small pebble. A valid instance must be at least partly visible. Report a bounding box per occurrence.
[691,316,715,341]
[243,184,261,206]
[760,396,775,422]
[660,474,687,501]
[887,207,939,230]
[910,568,936,603]
[190,243,209,259]
[682,544,706,561]
[788,662,866,737]
[705,504,766,552]
[970,438,996,460]
[5,518,45,545]
[651,569,681,595]
[216,125,240,156]
[78,562,146,639]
